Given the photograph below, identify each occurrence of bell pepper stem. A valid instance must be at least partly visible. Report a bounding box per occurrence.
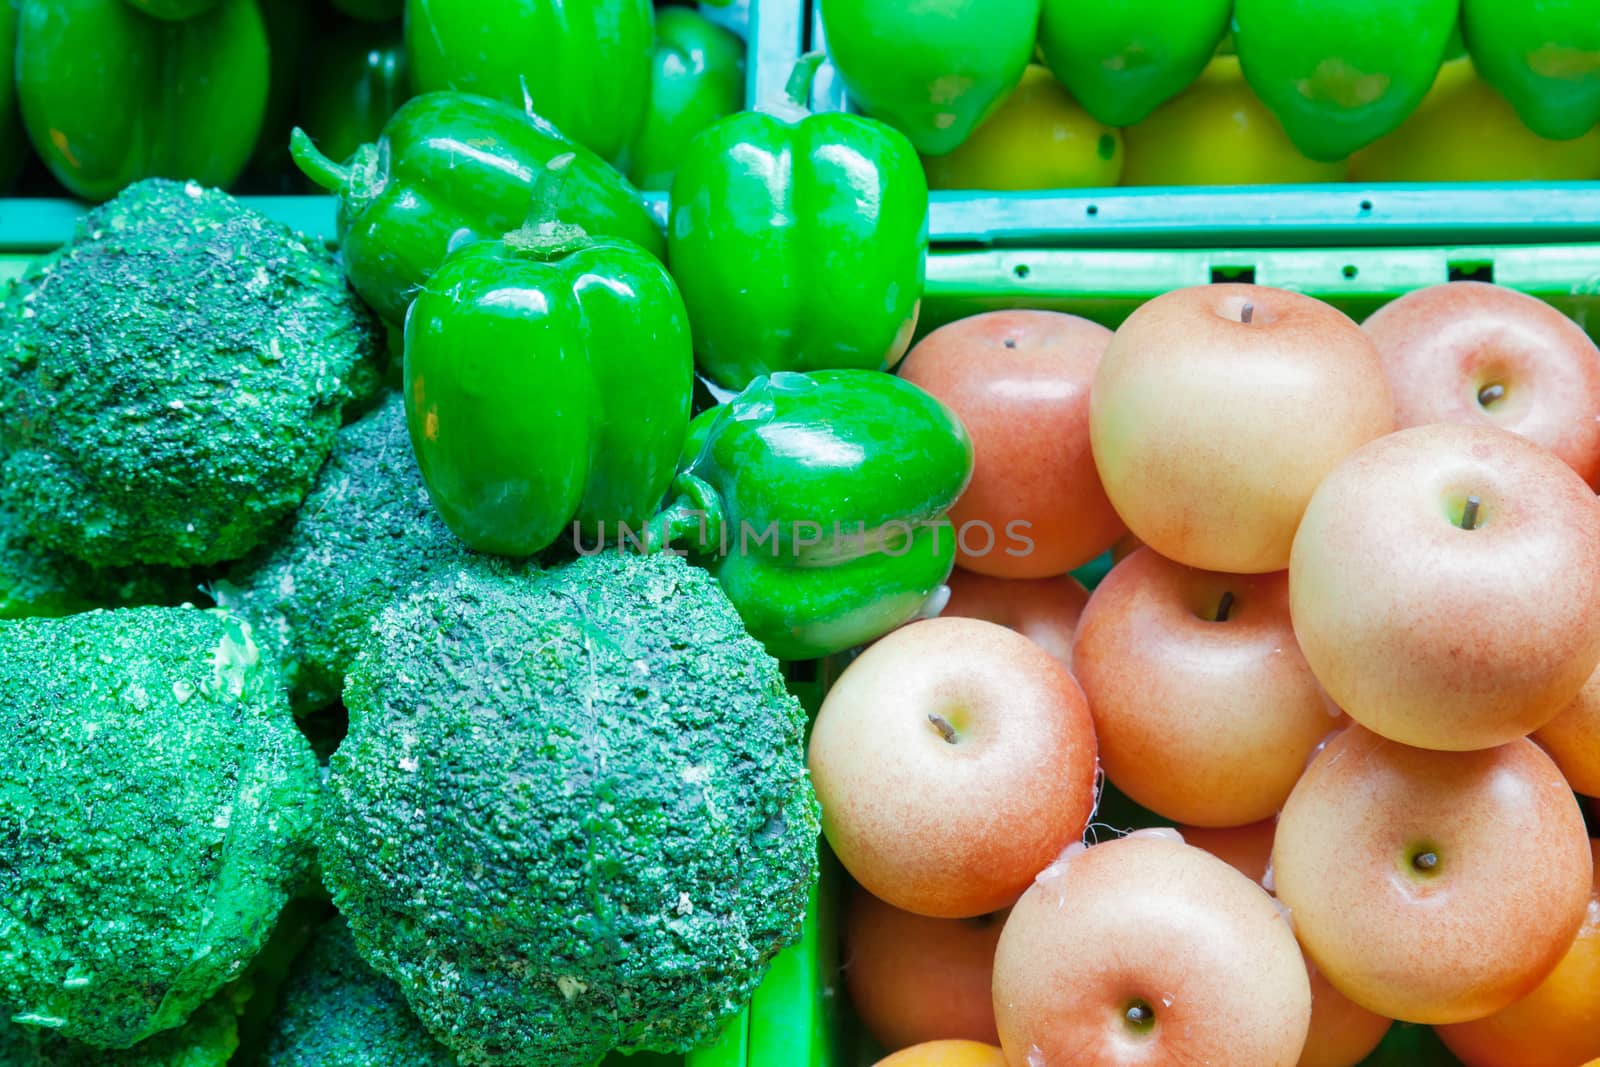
[646,474,725,556]
[289,127,352,193]
[785,51,827,111]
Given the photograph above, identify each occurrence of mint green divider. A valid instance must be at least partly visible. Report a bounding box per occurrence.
[922,243,1600,338]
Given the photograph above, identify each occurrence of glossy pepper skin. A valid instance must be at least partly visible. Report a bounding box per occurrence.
[1038,0,1232,127]
[300,19,409,169]
[291,91,664,325]
[652,370,973,661]
[1464,0,1600,141]
[668,60,928,393]
[404,0,652,164]
[818,0,1039,156]
[1,0,23,192]
[405,227,693,558]
[617,7,745,192]
[1235,0,1459,162]
[16,0,269,200]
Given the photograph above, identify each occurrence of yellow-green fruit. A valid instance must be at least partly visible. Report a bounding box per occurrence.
[1351,58,1600,181]
[923,66,1123,190]
[1121,56,1346,186]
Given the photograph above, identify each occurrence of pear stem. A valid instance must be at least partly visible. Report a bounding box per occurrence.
[1215,591,1235,623]
[1460,495,1481,531]
[927,714,958,744]
[1240,302,1255,324]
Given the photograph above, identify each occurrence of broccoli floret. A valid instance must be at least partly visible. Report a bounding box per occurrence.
[262,916,459,1067]
[0,495,204,619]
[0,179,385,568]
[0,979,252,1067]
[323,553,819,1067]
[0,607,320,1049]
[231,891,337,1067]
[219,391,475,712]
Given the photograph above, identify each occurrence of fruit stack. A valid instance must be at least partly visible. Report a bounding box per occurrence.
[812,281,1600,1067]
[816,0,1600,186]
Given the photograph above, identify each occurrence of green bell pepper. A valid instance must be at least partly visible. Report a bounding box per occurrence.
[1038,0,1232,127]
[405,222,693,559]
[667,56,928,393]
[1464,0,1600,141]
[332,0,399,19]
[1,0,23,192]
[290,91,664,325]
[300,19,409,171]
[650,370,973,661]
[404,0,652,164]
[818,0,1039,156]
[15,0,270,200]
[1234,0,1459,162]
[617,6,745,192]
[248,0,313,181]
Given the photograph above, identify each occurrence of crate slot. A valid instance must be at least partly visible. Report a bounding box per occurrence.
[1448,260,1496,283]
[1210,266,1256,284]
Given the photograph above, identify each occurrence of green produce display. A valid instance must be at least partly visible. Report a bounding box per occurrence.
[1464,0,1600,142]
[1121,55,1347,186]
[405,224,692,558]
[0,498,201,620]
[1037,0,1231,128]
[0,180,385,568]
[1,0,23,191]
[14,0,270,200]
[120,0,219,19]
[249,0,314,179]
[923,65,1123,190]
[299,18,409,173]
[619,6,745,192]
[291,91,663,325]
[0,982,250,1066]
[668,57,927,391]
[818,0,1040,156]
[228,894,330,1067]
[323,553,819,1066]
[1234,0,1459,162]
[221,392,474,714]
[0,606,318,1049]
[332,0,398,19]
[1351,57,1600,181]
[404,0,652,163]
[262,917,455,1067]
[651,370,973,661]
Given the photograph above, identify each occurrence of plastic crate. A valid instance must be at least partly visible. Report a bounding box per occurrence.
[921,243,1600,339]
[802,1,1600,248]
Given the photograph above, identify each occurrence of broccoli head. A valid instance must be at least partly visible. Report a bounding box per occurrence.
[263,916,458,1067]
[323,553,820,1067]
[0,179,385,568]
[219,390,476,712]
[0,607,320,1049]
[0,495,203,620]
[0,979,251,1067]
